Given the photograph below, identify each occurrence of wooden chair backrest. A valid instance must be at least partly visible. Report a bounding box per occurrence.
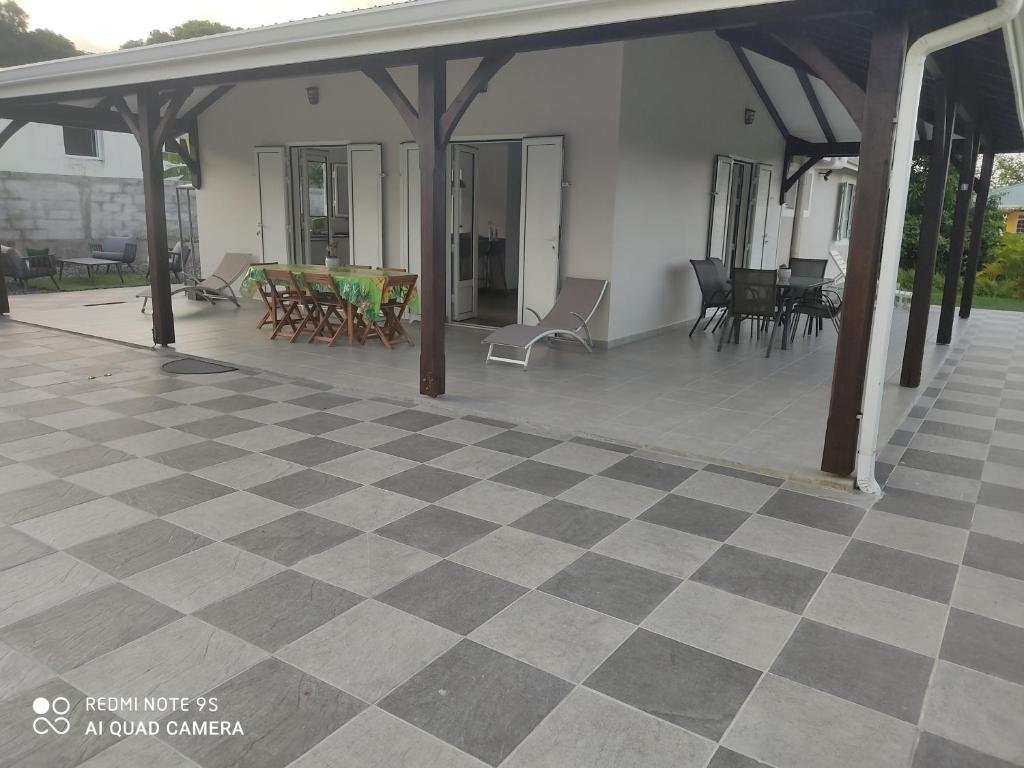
[382,274,418,308]
[262,267,302,300]
[303,272,342,302]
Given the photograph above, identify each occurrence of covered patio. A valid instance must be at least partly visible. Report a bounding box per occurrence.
[5,285,952,483]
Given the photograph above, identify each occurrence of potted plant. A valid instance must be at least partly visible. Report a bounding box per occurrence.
[777,262,792,282]
[324,241,340,270]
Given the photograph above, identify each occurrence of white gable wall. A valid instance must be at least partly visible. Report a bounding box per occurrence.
[606,32,786,343]
[0,121,141,178]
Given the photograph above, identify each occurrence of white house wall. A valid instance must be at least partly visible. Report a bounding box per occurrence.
[606,33,786,343]
[196,43,624,339]
[0,121,141,178]
[794,165,857,278]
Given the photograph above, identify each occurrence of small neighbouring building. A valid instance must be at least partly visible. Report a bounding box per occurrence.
[1,0,1024,487]
[994,180,1024,232]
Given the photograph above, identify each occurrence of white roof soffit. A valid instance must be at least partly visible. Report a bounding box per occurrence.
[0,0,785,99]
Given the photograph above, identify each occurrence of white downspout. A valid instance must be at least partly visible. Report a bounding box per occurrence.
[855,0,1024,494]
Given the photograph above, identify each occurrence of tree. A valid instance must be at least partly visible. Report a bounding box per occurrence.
[121,19,236,49]
[993,154,1024,187]
[0,0,79,67]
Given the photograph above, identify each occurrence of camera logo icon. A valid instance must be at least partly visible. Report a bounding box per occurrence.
[32,697,71,735]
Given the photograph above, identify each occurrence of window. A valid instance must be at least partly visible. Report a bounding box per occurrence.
[62,127,99,158]
[834,181,856,241]
[1016,214,1024,233]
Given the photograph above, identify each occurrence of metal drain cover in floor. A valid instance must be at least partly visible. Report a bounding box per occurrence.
[162,358,238,375]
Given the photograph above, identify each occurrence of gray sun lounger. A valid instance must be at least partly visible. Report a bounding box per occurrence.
[139,252,255,313]
[483,277,608,368]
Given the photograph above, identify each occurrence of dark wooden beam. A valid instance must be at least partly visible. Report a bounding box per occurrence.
[730,42,789,138]
[362,66,419,137]
[937,126,978,344]
[440,53,514,144]
[960,146,995,318]
[178,84,234,125]
[822,7,908,477]
[781,152,824,203]
[771,30,866,128]
[111,96,141,143]
[136,87,175,346]
[417,55,447,397]
[0,102,132,134]
[901,86,955,388]
[797,69,836,143]
[0,119,26,149]
[156,88,193,146]
[166,125,202,190]
[787,137,947,159]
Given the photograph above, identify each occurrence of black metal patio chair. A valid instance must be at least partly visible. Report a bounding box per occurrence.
[1,245,59,290]
[689,259,731,337]
[717,267,780,354]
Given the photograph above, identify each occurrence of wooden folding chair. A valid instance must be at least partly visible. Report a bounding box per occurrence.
[255,264,291,329]
[361,274,417,348]
[303,273,352,346]
[262,268,315,342]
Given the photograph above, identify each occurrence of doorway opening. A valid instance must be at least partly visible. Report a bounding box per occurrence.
[290,146,349,266]
[708,155,774,270]
[450,140,522,328]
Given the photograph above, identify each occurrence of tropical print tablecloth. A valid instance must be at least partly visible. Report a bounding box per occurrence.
[241,264,418,323]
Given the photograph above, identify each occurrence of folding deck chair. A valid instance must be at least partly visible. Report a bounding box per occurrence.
[482,277,608,369]
[139,252,254,312]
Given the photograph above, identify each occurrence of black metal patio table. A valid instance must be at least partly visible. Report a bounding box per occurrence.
[774,275,833,351]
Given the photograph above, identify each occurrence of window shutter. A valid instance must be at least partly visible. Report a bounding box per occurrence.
[834,183,848,241]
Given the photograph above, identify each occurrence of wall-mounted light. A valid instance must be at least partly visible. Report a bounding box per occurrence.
[744,108,756,125]
[306,86,320,105]
[823,169,833,181]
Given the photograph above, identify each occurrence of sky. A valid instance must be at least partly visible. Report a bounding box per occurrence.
[18,0,405,53]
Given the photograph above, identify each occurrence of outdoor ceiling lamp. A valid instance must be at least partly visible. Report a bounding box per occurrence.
[744,108,756,125]
[306,86,320,105]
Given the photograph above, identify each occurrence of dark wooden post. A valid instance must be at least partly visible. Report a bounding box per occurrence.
[900,88,955,387]
[936,128,977,343]
[960,147,995,318]
[136,88,175,346]
[417,56,448,397]
[0,120,27,315]
[821,9,908,476]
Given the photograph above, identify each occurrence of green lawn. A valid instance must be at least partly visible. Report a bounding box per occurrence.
[929,294,1024,312]
[27,273,149,292]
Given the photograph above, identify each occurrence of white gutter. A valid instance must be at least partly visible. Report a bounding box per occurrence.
[855,0,1024,494]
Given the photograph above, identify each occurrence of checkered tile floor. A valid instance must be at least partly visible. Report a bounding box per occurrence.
[1,316,1022,768]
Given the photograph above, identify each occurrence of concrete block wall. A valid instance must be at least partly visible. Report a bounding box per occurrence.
[0,171,183,262]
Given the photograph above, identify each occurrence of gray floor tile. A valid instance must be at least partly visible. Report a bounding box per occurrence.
[102,395,180,417]
[438,480,549,525]
[918,419,993,444]
[306,485,425,531]
[113,474,234,516]
[724,674,917,768]
[149,440,249,471]
[427,445,525,479]
[80,735,200,767]
[978,481,1024,513]
[176,414,263,439]
[854,508,968,563]
[0,552,114,628]
[287,707,486,768]
[247,468,360,509]
[14,497,153,550]
[294,533,439,597]
[539,552,680,624]
[318,449,417,484]
[674,469,776,513]
[513,499,627,548]
[600,455,696,491]
[67,416,161,442]
[922,660,1024,765]
[557,474,667,518]
[198,393,274,413]
[771,619,933,722]
[940,608,1024,686]
[691,544,825,613]
[1,479,100,524]
[380,639,572,766]
[0,583,181,672]
[491,459,588,497]
[996,417,1024,435]
[26,444,134,478]
[913,732,1020,768]
[0,641,54,705]
[161,657,364,768]
[195,570,361,651]
[758,489,864,535]
[531,441,626,474]
[933,398,999,417]
[728,514,849,571]
[872,486,975,528]
[834,540,959,603]
[227,511,360,566]
[164,490,294,540]
[68,519,212,578]
[450,527,583,588]
[279,600,458,703]
[378,560,526,634]
[68,457,182,496]
[900,447,985,480]
[475,430,561,458]
[964,532,1024,581]
[264,436,360,466]
[707,748,773,768]
[639,494,750,541]
[376,505,498,557]
[503,687,715,768]
[0,527,53,571]
[375,465,477,503]
[585,628,759,739]
[376,433,464,463]
[0,679,120,768]
[374,409,451,432]
[592,519,719,579]
[287,392,358,410]
[0,419,54,444]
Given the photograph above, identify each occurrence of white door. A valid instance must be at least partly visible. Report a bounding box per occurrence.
[450,145,478,322]
[298,148,330,265]
[347,143,384,268]
[747,164,774,267]
[707,155,734,264]
[400,142,421,320]
[518,136,564,325]
[255,147,289,264]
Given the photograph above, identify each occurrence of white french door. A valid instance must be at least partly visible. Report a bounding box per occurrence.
[347,143,383,268]
[518,136,563,324]
[255,147,289,263]
[449,144,478,322]
[297,148,329,265]
[707,155,735,264]
[747,164,774,267]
